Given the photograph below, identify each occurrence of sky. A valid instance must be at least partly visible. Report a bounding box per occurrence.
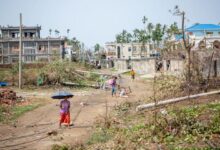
[0,0,219,48]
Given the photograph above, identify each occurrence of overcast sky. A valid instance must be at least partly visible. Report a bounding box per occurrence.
[0,0,219,48]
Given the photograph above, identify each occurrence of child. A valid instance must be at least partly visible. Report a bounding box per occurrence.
[111,76,117,97]
[130,69,135,81]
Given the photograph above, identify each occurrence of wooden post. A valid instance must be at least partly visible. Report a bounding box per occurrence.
[19,13,22,89]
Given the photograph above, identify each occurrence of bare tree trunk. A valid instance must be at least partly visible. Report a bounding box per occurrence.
[205,51,215,92]
[181,11,191,99]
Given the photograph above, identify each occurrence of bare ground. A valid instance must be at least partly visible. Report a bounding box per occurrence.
[0,76,152,150]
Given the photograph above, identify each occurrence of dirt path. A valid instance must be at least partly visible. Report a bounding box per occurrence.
[0,76,152,150]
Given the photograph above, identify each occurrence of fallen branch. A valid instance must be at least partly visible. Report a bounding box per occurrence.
[136,90,220,111]
[75,70,112,76]
[71,71,87,80]
[62,82,99,88]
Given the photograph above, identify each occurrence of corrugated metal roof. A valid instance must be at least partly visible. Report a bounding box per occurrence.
[186,24,220,31]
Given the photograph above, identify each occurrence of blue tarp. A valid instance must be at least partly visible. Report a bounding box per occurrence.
[0,82,8,87]
[186,24,220,31]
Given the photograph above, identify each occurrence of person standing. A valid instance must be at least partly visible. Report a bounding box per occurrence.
[130,69,135,81]
[59,96,71,128]
[111,76,117,97]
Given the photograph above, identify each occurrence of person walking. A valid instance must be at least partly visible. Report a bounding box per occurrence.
[130,69,135,81]
[59,96,71,128]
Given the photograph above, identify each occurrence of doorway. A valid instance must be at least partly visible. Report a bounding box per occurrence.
[117,46,121,58]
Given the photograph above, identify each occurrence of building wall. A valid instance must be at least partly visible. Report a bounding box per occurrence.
[115,59,156,74]
[106,42,153,60]
[163,59,184,75]
[202,60,220,77]
[0,40,63,64]
[190,30,220,37]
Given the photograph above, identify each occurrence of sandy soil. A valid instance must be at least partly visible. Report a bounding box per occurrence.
[0,75,152,150]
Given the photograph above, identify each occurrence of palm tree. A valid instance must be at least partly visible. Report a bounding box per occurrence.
[116,30,131,43]
[116,34,122,43]
[167,22,179,39]
[94,43,100,52]
[142,16,148,25]
[152,23,165,47]
[147,23,154,36]
[67,29,70,37]
[54,29,60,36]
[49,29,52,36]
[133,29,140,42]
[121,30,128,43]
[126,33,133,43]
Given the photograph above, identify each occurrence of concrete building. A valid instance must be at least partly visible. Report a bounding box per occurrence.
[105,42,159,74]
[105,42,157,60]
[186,24,220,50]
[0,25,65,64]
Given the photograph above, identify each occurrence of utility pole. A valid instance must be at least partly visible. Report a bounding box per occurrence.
[19,13,22,89]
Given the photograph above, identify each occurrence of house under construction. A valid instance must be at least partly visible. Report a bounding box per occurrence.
[0,25,65,64]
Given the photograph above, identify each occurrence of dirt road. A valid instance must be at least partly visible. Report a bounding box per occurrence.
[0,76,152,150]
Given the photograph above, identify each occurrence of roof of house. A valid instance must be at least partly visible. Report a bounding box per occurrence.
[186,24,220,32]
[0,26,41,31]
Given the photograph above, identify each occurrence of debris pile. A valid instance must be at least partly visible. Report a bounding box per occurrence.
[0,88,18,105]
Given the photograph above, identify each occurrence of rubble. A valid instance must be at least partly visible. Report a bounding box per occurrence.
[0,88,19,105]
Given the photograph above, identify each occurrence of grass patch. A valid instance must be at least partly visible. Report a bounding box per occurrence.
[0,104,40,123]
[51,144,70,150]
[11,104,40,120]
[87,129,112,145]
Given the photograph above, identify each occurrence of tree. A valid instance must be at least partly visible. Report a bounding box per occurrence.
[133,29,140,42]
[166,22,179,39]
[116,34,122,43]
[72,37,81,51]
[115,30,132,43]
[126,33,133,43]
[147,23,154,36]
[170,5,194,98]
[142,16,148,25]
[49,29,52,36]
[94,43,100,52]
[152,23,165,47]
[54,29,60,36]
[67,29,70,37]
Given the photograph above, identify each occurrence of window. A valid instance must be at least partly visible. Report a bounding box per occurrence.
[128,47,132,52]
[3,57,9,64]
[24,32,28,38]
[24,42,35,47]
[11,33,15,38]
[24,49,36,62]
[206,32,213,37]
[11,57,19,63]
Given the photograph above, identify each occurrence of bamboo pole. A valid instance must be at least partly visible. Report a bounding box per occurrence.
[136,90,220,111]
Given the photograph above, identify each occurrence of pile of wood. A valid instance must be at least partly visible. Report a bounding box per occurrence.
[0,88,17,105]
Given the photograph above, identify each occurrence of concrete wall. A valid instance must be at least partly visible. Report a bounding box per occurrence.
[114,59,128,71]
[163,59,220,78]
[163,59,184,75]
[202,60,220,77]
[115,58,156,74]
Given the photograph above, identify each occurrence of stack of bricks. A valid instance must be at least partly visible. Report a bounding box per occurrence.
[0,88,17,105]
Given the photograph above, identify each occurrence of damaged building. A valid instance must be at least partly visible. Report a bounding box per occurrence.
[163,24,220,78]
[105,42,159,74]
[0,25,65,64]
